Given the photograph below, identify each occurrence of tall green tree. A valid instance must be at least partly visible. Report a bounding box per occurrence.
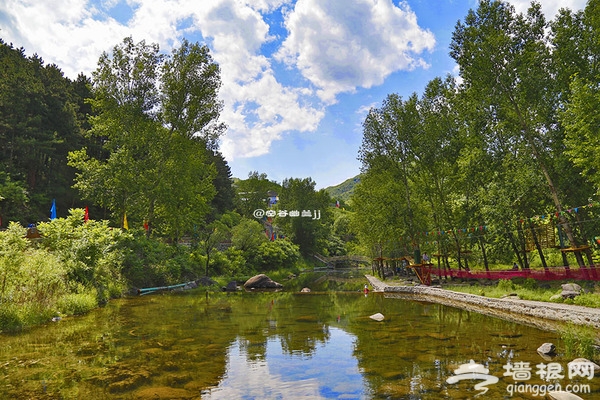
[234,171,282,218]
[69,37,225,239]
[450,0,589,266]
[0,40,92,222]
[276,177,333,256]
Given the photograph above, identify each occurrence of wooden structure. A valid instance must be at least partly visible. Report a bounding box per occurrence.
[408,263,434,285]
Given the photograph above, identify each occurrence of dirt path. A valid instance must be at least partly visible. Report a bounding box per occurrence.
[365,275,600,332]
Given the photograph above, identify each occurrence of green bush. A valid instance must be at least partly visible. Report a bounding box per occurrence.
[497,279,515,292]
[573,293,600,308]
[520,278,538,290]
[255,239,300,271]
[561,323,597,359]
[38,209,128,298]
[57,291,98,315]
[0,305,23,332]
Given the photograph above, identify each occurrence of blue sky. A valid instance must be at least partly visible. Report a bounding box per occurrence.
[0,0,586,188]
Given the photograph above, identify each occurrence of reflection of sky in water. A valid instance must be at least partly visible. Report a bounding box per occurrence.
[203,327,367,399]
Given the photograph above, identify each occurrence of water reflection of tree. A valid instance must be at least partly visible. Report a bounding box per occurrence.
[230,292,370,358]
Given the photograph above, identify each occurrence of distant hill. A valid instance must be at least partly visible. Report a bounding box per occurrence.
[324,175,361,202]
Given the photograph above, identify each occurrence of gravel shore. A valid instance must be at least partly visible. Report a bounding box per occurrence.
[365,275,600,332]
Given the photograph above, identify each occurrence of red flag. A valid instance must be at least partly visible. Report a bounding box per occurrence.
[84,206,89,222]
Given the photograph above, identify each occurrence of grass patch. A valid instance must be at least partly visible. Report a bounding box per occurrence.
[56,292,98,315]
[444,278,600,306]
[560,323,598,359]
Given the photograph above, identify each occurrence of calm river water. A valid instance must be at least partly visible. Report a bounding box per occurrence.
[0,289,598,399]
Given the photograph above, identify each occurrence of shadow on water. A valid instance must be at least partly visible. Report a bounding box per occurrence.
[1,284,599,399]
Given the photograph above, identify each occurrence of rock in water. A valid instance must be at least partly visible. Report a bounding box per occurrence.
[369,313,385,322]
[243,274,283,289]
[547,391,584,400]
[537,343,556,357]
[568,358,600,376]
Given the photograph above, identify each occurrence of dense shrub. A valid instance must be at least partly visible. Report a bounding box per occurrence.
[255,239,300,271]
[0,210,131,332]
[56,291,98,315]
[37,209,128,304]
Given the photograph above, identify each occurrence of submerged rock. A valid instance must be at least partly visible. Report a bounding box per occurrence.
[547,391,584,400]
[243,274,283,289]
[537,343,556,357]
[369,313,385,322]
[568,358,600,376]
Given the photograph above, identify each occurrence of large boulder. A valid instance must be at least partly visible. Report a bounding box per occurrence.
[243,274,283,289]
[561,283,582,299]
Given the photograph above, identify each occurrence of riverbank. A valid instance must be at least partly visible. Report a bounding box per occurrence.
[365,275,600,332]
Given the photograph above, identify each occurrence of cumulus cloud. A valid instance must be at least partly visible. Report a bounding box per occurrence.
[0,0,435,162]
[506,0,587,18]
[275,0,436,104]
[0,0,128,77]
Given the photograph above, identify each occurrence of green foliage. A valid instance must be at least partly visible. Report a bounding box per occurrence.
[0,172,29,223]
[0,305,23,333]
[0,40,94,223]
[561,323,597,359]
[56,291,98,316]
[0,213,130,331]
[325,175,360,204]
[573,293,600,308]
[497,279,515,292]
[562,77,600,188]
[231,218,267,254]
[122,232,193,287]
[0,222,29,301]
[255,240,300,271]
[233,171,282,219]
[68,37,224,240]
[37,209,128,304]
[208,249,244,277]
[276,177,333,256]
[520,278,538,291]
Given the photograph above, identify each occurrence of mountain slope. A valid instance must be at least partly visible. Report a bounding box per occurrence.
[324,175,360,202]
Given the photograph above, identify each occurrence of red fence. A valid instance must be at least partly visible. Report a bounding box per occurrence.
[430,266,600,281]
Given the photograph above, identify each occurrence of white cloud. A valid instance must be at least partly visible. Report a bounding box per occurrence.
[506,0,586,18]
[0,0,434,163]
[0,0,128,77]
[275,0,436,104]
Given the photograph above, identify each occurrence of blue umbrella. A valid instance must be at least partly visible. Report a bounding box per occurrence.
[50,199,57,220]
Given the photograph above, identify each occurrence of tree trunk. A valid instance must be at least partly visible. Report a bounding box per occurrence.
[529,222,548,271]
[478,236,489,272]
[506,228,525,270]
[517,221,530,269]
